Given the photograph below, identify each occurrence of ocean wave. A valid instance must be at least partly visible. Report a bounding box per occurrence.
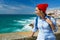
[7,24,32,33]
[0,27,16,33]
[13,19,34,23]
[13,19,34,26]
[0,24,32,33]
[13,24,32,32]
[13,20,27,23]
[12,23,26,26]
[0,15,35,33]
[21,24,32,31]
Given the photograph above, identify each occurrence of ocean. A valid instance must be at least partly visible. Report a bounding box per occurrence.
[0,14,36,34]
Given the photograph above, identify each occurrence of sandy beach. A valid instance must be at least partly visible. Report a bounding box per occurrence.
[0,31,38,40]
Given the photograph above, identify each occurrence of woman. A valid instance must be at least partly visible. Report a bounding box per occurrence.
[30,4,58,40]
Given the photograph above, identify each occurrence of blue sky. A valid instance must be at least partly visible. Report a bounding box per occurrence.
[0,0,60,14]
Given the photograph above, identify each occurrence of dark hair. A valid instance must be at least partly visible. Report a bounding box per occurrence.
[44,13,47,16]
[38,8,47,16]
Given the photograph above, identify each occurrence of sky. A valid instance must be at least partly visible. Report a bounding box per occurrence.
[0,0,60,14]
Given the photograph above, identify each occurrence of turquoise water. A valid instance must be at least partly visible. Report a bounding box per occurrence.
[0,14,36,34]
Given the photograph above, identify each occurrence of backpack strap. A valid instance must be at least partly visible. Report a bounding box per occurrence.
[46,16,51,19]
[35,16,38,29]
[35,16,51,30]
[46,16,57,32]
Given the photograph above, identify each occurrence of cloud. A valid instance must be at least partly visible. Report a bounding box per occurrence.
[0,3,60,14]
[0,3,34,14]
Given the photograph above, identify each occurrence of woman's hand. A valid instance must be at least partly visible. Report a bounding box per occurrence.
[29,24,34,28]
[46,18,55,30]
[46,18,53,25]
[29,32,35,38]
[29,34,33,38]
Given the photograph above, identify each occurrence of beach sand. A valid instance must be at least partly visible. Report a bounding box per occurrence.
[0,31,38,40]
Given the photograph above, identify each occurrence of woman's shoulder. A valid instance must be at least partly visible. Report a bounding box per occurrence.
[48,15,54,18]
[47,15,55,19]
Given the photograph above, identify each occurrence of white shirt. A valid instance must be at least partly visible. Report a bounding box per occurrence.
[32,15,58,40]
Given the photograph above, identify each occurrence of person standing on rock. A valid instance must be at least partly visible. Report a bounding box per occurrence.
[30,3,58,40]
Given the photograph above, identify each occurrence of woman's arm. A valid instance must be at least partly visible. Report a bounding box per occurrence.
[30,32,35,37]
[29,23,36,37]
[29,23,37,37]
[49,22,55,30]
[46,18,55,30]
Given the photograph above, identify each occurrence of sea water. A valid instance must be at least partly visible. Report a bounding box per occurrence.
[0,14,36,34]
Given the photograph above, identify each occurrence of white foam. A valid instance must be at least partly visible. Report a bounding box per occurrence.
[13,24,32,32]
[13,17,35,23]
[21,24,32,31]
[13,19,34,24]
[14,29,21,32]
[13,23,26,26]
[13,20,27,23]
[12,17,35,32]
